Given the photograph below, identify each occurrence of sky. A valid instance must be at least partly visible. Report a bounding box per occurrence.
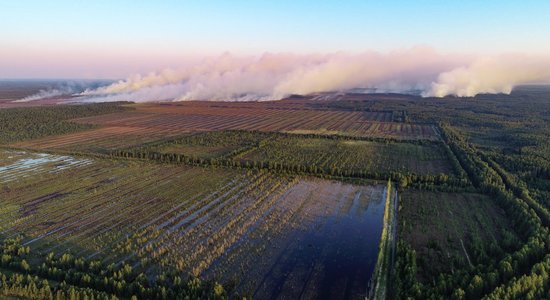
[1,0,550,79]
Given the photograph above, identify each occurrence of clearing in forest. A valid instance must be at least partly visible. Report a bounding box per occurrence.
[398,190,520,283]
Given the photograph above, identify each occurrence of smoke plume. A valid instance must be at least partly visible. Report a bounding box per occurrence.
[425,54,550,97]
[15,80,113,102]
[71,49,550,102]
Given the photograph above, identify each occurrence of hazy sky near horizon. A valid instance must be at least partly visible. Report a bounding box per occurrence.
[1,0,550,79]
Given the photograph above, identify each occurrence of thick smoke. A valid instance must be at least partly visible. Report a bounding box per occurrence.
[78,49,550,102]
[80,48,461,102]
[425,54,550,97]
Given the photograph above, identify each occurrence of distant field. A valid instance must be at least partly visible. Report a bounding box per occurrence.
[139,131,453,178]
[238,136,453,176]
[70,102,438,140]
[1,150,386,298]
[13,126,450,178]
[9,101,438,158]
[146,131,266,159]
[0,81,49,101]
[398,190,519,283]
[12,126,180,153]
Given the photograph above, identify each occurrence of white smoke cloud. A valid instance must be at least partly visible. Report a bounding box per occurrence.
[77,49,550,102]
[425,54,550,97]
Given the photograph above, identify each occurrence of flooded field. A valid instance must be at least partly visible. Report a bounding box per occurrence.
[0,150,92,183]
[205,180,386,299]
[0,151,386,299]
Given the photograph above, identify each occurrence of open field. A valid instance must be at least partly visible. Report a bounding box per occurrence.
[12,126,181,153]
[70,101,438,140]
[1,150,386,298]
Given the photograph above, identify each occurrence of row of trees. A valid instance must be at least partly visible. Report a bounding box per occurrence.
[109,129,466,191]
[110,146,464,190]
[134,129,438,154]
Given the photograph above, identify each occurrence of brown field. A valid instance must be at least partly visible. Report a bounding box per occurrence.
[72,101,437,139]
[11,100,438,153]
[12,126,182,152]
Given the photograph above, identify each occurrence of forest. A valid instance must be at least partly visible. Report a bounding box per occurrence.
[0,102,130,144]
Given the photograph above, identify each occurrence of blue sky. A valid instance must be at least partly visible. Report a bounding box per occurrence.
[1,0,549,78]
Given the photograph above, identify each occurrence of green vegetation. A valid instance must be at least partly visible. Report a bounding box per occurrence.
[0,149,385,299]
[0,237,227,299]
[316,89,550,299]
[397,191,520,286]
[239,135,451,176]
[146,130,269,159]
[107,130,463,190]
[3,86,550,299]
[391,122,550,299]
[0,102,130,144]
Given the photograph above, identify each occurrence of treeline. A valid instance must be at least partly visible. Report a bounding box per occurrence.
[109,147,463,190]
[488,149,550,219]
[0,237,227,300]
[391,122,550,299]
[143,130,271,159]
[0,102,130,144]
[140,129,438,149]
[109,130,466,191]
